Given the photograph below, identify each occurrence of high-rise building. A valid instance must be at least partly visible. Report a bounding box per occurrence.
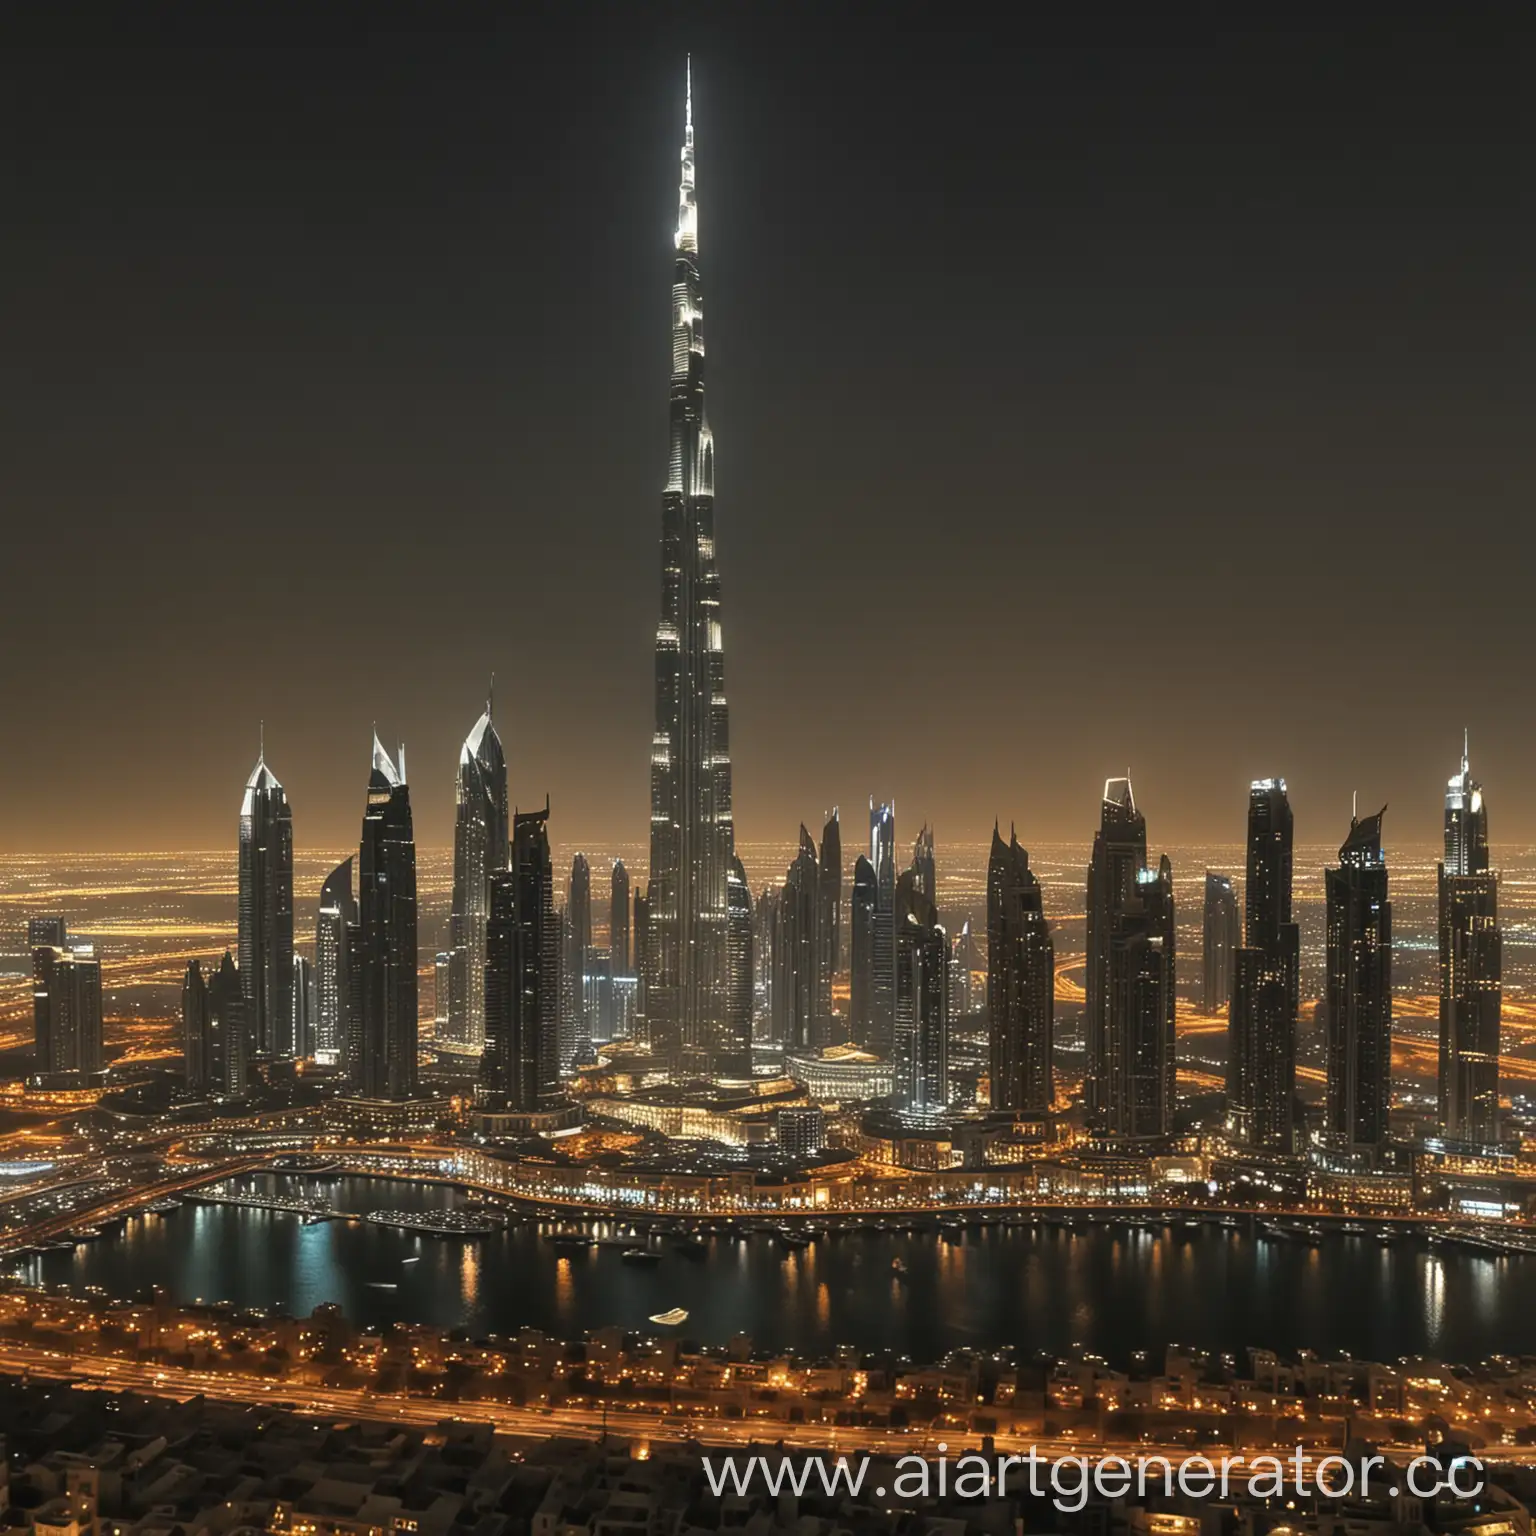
[643,64,737,1077]
[952,919,982,1024]
[484,804,561,1111]
[815,811,841,1045]
[32,919,103,1081]
[1438,736,1501,1144]
[869,801,897,1057]
[849,854,876,1049]
[912,825,936,908]
[986,825,1055,1115]
[291,954,313,1060]
[610,860,631,976]
[1324,805,1392,1158]
[1227,778,1300,1152]
[751,883,779,1045]
[349,734,418,1101]
[772,829,819,1053]
[893,869,949,1112]
[723,853,753,1078]
[1084,777,1148,1126]
[314,856,356,1066]
[1202,873,1238,1014]
[562,854,593,1073]
[778,1104,827,1157]
[445,698,509,1056]
[238,747,294,1060]
[182,958,209,1093]
[205,950,247,1096]
[1105,856,1176,1140]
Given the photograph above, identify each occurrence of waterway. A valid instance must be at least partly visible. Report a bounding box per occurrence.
[13,1174,1535,1365]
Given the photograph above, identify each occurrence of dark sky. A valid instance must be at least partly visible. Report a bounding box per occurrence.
[3,4,1534,858]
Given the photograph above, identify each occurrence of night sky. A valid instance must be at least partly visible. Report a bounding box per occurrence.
[3,6,1533,856]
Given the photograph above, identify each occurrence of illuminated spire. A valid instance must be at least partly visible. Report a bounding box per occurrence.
[676,58,698,254]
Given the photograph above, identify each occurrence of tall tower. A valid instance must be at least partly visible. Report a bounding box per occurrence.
[314,856,356,1066]
[446,696,509,1056]
[912,825,936,907]
[772,829,819,1053]
[815,811,841,1045]
[1324,804,1392,1158]
[893,869,950,1112]
[1438,735,1501,1144]
[987,825,1055,1116]
[644,61,736,1076]
[484,804,561,1110]
[562,854,593,1073]
[723,852,754,1077]
[238,744,294,1061]
[1202,873,1238,1015]
[869,800,897,1057]
[350,734,418,1100]
[849,855,876,1049]
[1228,778,1300,1152]
[610,860,632,976]
[1084,777,1148,1125]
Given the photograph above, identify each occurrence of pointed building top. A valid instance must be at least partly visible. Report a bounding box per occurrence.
[371,730,400,788]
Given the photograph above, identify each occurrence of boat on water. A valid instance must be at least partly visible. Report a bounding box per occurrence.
[776,1229,812,1251]
[621,1248,663,1266]
[401,1256,420,1265]
[890,1257,908,1276]
[650,1307,689,1325]
[367,1281,398,1290]
[674,1237,708,1260]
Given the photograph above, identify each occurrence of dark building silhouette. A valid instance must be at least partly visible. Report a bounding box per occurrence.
[33,932,103,1080]
[291,954,313,1060]
[348,735,418,1101]
[752,882,778,1044]
[912,825,936,908]
[1324,805,1392,1159]
[815,811,841,1045]
[987,825,1055,1115]
[1084,777,1149,1127]
[314,856,356,1066]
[723,852,753,1077]
[952,919,980,1024]
[1202,872,1238,1014]
[610,860,631,976]
[849,854,876,1049]
[483,804,561,1110]
[772,828,819,1053]
[643,68,737,1077]
[238,747,294,1061]
[1438,736,1501,1144]
[1227,778,1300,1152]
[562,853,593,1073]
[869,800,897,1057]
[893,869,949,1112]
[1104,855,1176,1140]
[182,958,209,1093]
[445,697,508,1057]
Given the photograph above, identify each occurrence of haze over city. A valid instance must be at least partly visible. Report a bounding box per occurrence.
[3,6,1533,854]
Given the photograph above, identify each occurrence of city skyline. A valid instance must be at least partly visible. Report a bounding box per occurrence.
[3,10,1534,855]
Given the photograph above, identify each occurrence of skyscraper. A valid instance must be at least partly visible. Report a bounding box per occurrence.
[484,804,560,1111]
[314,856,355,1067]
[445,698,509,1056]
[870,800,897,1057]
[723,852,753,1078]
[893,869,949,1112]
[987,825,1055,1115]
[1084,777,1148,1126]
[291,954,313,1060]
[349,734,418,1101]
[34,939,103,1080]
[772,828,819,1053]
[1438,736,1501,1144]
[562,854,593,1073]
[912,825,936,908]
[1227,778,1300,1152]
[849,854,876,1049]
[1202,873,1238,1015]
[610,860,631,977]
[238,747,294,1061]
[1106,856,1176,1140]
[643,64,736,1076]
[815,811,841,1045]
[182,958,209,1094]
[205,950,247,1096]
[1324,805,1392,1159]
